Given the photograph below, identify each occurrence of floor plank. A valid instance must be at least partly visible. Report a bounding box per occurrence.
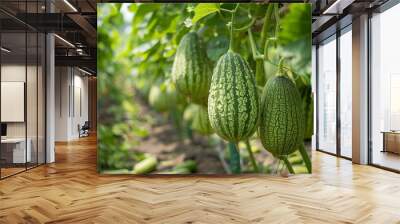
[0,135,399,223]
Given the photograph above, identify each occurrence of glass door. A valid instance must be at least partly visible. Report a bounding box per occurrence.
[317,35,337,154]
[1,30,28,178]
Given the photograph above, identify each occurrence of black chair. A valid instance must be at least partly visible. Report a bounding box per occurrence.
[79,121,90,138]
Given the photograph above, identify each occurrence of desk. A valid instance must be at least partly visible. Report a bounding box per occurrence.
[1,138,31,163]
[381,131,400,154]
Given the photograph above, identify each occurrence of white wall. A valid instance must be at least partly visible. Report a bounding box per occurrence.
[1,65,26,140]
[55,66,69,141]
[71,73,89,138]
[55,66,89,141]
[1,65,33,138]
[1,63,46,164]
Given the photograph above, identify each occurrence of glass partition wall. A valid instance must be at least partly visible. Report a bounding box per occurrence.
[317,35,337,155]
[370,3,400,171]
[0,2,46,179]
[316,25,353,159]
[315,0,400,172]
[339,26,352,159]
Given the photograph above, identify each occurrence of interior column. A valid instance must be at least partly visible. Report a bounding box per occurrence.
[352,14,369,164]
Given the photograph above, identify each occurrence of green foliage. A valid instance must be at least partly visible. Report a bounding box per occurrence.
[207,36,229,61]
[98,3,313,174]
[183,104,198,124]
[278,4,312,74]
[98,4,148,171]
[148,81,178,112]
[174,160,197,173]
[192,3,220,24]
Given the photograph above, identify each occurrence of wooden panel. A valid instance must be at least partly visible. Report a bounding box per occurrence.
[88,77,97,132]
[0,135,400,223]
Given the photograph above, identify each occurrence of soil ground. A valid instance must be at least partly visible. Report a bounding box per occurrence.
[134,96,226,174]
[132,95,311,174]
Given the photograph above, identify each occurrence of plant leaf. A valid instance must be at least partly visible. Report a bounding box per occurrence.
[192,3,220,24]
[207,35,229,61]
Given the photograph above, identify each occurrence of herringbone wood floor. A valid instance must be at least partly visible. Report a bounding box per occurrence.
[1,135,400,224]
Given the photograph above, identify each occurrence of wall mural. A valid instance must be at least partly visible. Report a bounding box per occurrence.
[97,3,312,175]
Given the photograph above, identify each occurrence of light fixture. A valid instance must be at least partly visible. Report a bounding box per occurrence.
[63,0,78,12]
[322,0,354,15]
[76,48,87,56]
[54,34,75,48]
[78,67,92,76]
[1,47,11,53]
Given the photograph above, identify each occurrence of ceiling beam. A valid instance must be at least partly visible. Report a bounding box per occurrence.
[312,15,335,33]
[67,13,96,47]
[322,0,356,14]
[55,55,96,73]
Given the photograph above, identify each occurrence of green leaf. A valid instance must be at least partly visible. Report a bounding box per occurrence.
[278,4,311,74]
[132,4,160,30]
[192,3,220,24]
[207,36,229,61]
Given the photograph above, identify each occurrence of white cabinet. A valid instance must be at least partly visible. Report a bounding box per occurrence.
[1,138,32,163]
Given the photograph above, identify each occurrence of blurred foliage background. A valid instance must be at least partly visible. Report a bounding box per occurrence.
[97,3,312,174]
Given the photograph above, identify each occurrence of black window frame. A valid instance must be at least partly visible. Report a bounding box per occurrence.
[314,20,353,161]
[0,0,48,180]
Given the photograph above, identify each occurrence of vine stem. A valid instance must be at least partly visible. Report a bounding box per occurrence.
[263,37,277,61]
[277,57,286,76]
[234,17,256,31]
[248,28,292,73]
[248,28,262,61]
[245,139,259,173]
[229,4,239,51]
[274,4,280,39]
[228,142,241,174]
[260,4,274,47]
[298,143,312,173]
[220,8,234,13]
[281,156,295,174]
